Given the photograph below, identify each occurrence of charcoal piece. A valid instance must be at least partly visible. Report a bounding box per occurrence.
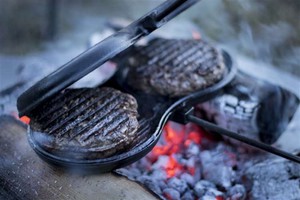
[186,143,200,157]
[29,87,139,159]
[153,155,170,170]
[197,71,299,145]
[180,173,195,187]
[151,169,167,181]
[226,184,246,200]
[194,180,216,197]
[205,187,224,198]
[158,180,168,191]
[139,158,152,170]
[163,188,181,200]
[201,160,235,189]
[167,177,188,194]
[200,147,237,188]
[125,38,227,97]
[242,158,300,200]
[181,191,194,200]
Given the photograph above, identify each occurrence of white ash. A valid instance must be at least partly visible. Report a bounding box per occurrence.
[227,184,247,200]
[242,158,300,200]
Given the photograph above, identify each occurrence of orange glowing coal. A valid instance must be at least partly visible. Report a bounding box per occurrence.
[150,121,208,178]
[152,122,185,156]
[19,116,30,125]
[216,196,225,200]
[192,30,201,40]
[166,156,182,178]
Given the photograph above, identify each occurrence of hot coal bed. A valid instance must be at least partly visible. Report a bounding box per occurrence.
[116,121,300,200]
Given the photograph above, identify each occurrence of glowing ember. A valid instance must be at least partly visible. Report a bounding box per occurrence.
[165,156,182,178]
[192,30,201,40]
[216,196,225,200]
[19,116,30,125]
[149,121,209,180]
[117,121,246,200]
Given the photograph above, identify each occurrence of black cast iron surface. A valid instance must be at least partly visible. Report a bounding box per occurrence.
[27,51,236,172]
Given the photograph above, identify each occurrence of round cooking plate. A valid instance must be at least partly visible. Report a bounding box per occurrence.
[27,51,237,172]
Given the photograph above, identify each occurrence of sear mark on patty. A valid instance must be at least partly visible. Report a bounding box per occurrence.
[126,38,227,97]
[29,87,139,160]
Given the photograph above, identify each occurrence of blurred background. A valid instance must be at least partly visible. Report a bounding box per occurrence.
[0,0,299,90]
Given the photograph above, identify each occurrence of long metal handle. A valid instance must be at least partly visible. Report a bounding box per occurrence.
[186,114,300,164]
[17,0,200,117]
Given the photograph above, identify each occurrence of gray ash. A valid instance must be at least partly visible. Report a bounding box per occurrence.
[243,159,300,200]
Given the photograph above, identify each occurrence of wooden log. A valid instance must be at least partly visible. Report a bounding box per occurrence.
[0,115,157,200]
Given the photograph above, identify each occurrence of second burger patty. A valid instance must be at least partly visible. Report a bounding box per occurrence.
[125,38,227,97]
[29,87,139,159]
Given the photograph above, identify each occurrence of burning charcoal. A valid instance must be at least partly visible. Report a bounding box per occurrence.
[242,159,300,200]
[194,180,216,197]
[163,188,181,200]
[185,157,196,168]
[151,169,167,181]
[180,173,195,187]
[139,158,152,171]
[125,38,227,97]
[153,155,170,170]
[202,163,235,189]
[167,177,188,194]
[158,180,168,191]
[181,191,194,200]
[200,150,236,188]
[226,184,246,200]
[196,72,299,145]
[186,142,200,157]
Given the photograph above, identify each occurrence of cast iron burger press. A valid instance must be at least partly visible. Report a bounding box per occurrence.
[17,0,300,172]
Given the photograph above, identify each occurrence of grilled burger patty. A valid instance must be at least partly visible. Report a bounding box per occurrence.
[29,87,139,159]
[126,38,227,97]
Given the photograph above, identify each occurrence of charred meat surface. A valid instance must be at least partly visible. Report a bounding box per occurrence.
[29,87,139,159]
[125,38,227,97]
